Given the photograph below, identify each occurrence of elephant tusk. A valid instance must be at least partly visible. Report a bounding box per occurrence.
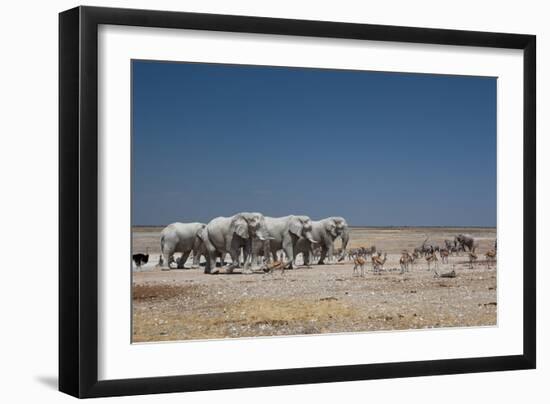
[307,237,318,244]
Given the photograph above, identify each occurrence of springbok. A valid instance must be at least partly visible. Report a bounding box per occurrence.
[439,248,450,264]
[353,254,367,277]
[262,259,285,275]
[485,249,496,268]
[468,251,478,269]
[425,251,438,271]
[372,252,387,274]
[408,251,417,270]
[365,245,377,257]
[399,251,411,274]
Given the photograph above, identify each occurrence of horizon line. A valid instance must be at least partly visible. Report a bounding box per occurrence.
[132,224,497,229]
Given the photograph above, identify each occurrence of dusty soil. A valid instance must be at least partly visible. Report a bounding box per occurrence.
[132,227,497,343]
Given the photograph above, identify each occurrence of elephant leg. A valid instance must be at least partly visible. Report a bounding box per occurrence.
[328,245,334,263]
[203,245,219,274]
[160,240,176,270]
[177,250,191,269]
[246,240,257,271]
[191,249,201,268]
[282,240,294,269]
[251,243,261,266]
[318,245,328,265]
[317,247,327,265]
[225,250,241,273]
[191,237,203,268]
[223,238,241,273]
[260,240,271,265]
[243,249,251,271]
[165,253,176,271]
[204,251,215,274]
[323,238,334,264]
[304,250,311,266]
[163,255,174,270]
[237,248,242,267]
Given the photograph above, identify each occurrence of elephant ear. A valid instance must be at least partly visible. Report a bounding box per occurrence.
[231,215,249,239]
[196,225,207,241]
[289,217,303,237]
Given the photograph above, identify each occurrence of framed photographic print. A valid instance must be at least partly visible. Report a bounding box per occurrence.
[59,6,536,398]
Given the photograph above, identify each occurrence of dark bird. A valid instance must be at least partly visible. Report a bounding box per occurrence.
[132,248,149,270]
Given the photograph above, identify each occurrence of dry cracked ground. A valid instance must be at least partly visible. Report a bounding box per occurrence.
[132,227,497,343]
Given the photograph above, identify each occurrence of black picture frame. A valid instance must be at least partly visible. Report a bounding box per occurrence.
[59,5,536,398]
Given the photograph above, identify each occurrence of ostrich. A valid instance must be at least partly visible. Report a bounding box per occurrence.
[132,247,149,270]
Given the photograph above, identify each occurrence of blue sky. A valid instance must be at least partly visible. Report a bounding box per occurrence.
[132,60,496,227]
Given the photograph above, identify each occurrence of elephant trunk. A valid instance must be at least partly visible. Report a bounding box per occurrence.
[262,239,272,264]
[256,228,270,241]
[305,232,318,244]
[338,227,350,261]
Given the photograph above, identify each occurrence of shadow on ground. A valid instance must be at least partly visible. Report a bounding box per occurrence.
[35,375,58,390]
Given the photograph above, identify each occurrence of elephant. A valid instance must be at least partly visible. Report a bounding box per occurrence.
[201,212,272,274]
[455,233,476,252]
[444,239,455,250]
[252,215,318,269]
[295,216,350,265]
[158,222,206,270]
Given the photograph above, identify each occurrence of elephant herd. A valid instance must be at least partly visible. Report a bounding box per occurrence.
[417,233,480,256]
[157,213,350,274]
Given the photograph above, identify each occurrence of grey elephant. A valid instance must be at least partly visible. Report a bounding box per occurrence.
[158,222,206,270]
[201,212,271,274]
[455,233,476,252]
[295,216,350,265]
[253,215,318,269]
